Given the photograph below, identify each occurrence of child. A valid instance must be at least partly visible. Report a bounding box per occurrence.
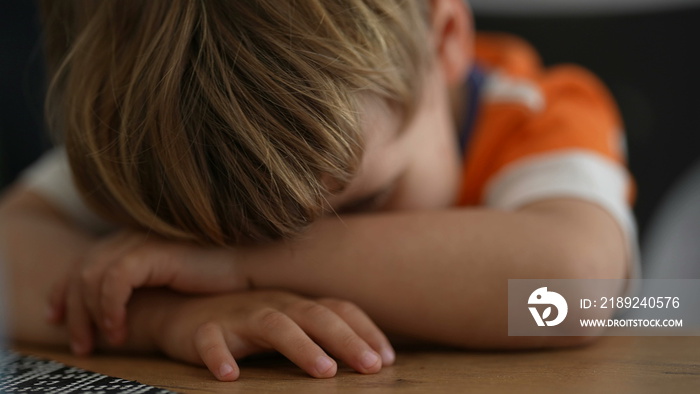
[0,0,636,381]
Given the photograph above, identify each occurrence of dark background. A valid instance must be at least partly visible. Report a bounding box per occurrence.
[0,1,50,190]
[1,2,699,246]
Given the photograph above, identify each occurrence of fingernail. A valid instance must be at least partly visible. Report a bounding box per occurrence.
[360,351,380,370]
[315,356,335,375]
[381,348,395,365]
[219,363,234,377]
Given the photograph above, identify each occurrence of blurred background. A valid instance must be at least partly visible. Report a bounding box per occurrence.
[1,0,699,277]
[0,1,50,191]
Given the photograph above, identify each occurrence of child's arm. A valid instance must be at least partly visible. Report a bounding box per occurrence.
[237,197,628,348]
[0,186,393,380]
[63,194,627,350]
[0,184,96,347]
[0,185,237,353]
[48,229,249,348]
[7,153,629,351]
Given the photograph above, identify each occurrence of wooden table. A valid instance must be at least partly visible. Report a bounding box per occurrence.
[13,335,700,393]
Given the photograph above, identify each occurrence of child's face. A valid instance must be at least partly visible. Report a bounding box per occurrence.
[328,65,463,214]
[327,0,473,215]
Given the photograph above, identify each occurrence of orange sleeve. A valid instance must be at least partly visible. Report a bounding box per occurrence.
[472,32,543,79]
[458,34,629,206]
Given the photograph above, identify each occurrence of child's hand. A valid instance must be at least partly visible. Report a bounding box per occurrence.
[47,230,247,354]
[145,290,394,380]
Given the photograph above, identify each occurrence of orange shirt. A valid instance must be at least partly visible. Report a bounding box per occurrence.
[458,33,638,277]
[459,33,632,207]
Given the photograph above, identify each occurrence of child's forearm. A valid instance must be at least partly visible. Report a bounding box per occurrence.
[241,198,627,348]
[0,186,156,351]
[0,186,91,345]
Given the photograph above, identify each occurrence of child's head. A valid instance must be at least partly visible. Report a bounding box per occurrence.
[42,0,473,245]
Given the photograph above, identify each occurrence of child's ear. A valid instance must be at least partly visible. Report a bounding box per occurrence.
[430,0,474,86]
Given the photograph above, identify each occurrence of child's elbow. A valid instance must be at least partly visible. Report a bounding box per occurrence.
[530,198,631,281]
[557,235,629,280]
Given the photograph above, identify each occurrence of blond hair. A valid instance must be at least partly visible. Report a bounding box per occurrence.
[41,0,431,245]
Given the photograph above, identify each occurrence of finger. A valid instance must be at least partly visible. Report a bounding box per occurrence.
[65,276,95,356]
[193,322,240,381]
[319,299,395,366]
[286,302,382,374]
[46,278,68,324]
[251,309,337,378]
[95,270,129,346]
[97,249,238,338]
[77,253,127,346]
[80,265,109,340]
[97,255,148,343]
[96,249,199,337]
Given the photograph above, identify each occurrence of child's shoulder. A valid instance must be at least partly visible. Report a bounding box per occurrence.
[474,32,542,79]
[459,32,628,208]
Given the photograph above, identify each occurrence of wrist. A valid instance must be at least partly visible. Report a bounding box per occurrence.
[236,243,287,290]
[207,246,256,290]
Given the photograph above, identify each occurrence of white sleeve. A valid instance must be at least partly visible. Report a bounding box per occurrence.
[484,149,641,280]
[19,147,115,234]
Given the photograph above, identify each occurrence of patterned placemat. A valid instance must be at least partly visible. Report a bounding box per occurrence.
[0,349,175,393]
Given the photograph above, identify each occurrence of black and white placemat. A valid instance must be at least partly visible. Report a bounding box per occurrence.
[0,349,175,393]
